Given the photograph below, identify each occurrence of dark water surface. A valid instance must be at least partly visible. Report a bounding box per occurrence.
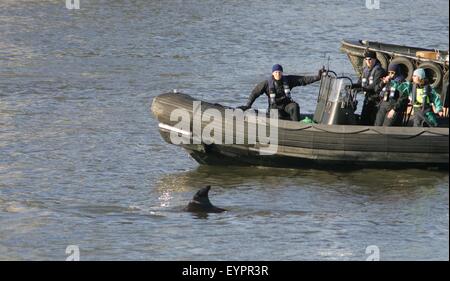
[0,0,448,260]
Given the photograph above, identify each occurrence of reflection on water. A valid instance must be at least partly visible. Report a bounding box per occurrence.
[155,164,446,193]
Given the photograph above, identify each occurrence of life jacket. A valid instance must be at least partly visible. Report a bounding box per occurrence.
[267,76,291,106]
[411,84,432,111]
[380,75,405,102]
[362,62,383,90]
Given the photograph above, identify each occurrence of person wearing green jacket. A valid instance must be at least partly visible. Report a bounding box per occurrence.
[374,64,410,126]
[404,68,444,127]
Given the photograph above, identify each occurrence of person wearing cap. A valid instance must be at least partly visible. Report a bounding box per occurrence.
[352,50,386,125]
[374,63,409,126]
[402,68,444,127]
[238,64,324,121]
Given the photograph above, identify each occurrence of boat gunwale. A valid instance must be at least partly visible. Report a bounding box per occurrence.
[152,93,449,137]
[340,39,449,65]
[152,93,449,167]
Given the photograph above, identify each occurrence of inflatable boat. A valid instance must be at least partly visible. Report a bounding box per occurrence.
[151,74,449,169]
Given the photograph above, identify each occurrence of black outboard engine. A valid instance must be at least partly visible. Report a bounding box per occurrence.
[314,72,357,125]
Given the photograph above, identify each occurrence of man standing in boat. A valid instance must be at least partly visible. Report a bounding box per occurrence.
[238,64,324,121]
[352,50,386,125]
[374,64,409,126]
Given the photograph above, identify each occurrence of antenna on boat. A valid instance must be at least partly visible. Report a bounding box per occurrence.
[322,52,331,72]
[327,55,331,72]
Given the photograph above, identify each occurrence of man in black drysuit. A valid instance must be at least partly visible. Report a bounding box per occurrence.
[352,51,386,125]
[374,63,409,126]
[238,64,324,121]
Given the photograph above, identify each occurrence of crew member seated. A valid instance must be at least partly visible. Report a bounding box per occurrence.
[403,68,444,127]
[374,64,409,126]
[238,64,324,121]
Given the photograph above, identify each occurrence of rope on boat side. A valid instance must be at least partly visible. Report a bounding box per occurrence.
[284,125,448,139]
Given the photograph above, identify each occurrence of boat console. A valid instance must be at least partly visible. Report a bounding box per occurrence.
[314,72,358,125]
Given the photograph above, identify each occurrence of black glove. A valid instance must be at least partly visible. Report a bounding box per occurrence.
[237,105,251,111]
[318,67,326,78]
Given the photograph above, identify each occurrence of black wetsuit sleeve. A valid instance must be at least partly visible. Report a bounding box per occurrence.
[378,79,388,90]
[287,75,321,88]
[245,80,268,107]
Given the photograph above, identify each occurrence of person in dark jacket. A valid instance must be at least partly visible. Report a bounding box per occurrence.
[238,64,324,121]
[352,51,386,125]
[374,64,409,126]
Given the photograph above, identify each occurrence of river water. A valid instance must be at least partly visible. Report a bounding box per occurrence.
[0,0,448,260]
